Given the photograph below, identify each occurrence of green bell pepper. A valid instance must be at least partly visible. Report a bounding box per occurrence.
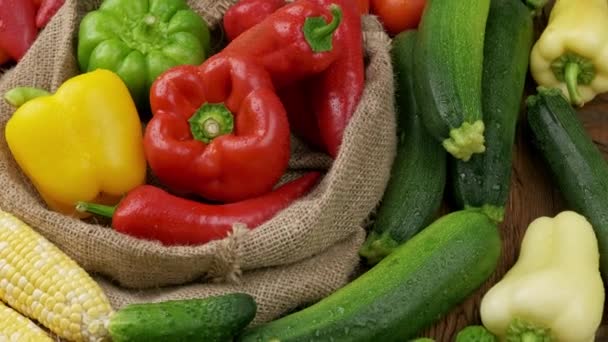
[77,0,210,115]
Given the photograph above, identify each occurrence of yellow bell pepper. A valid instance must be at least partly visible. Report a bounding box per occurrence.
[530,0,608,106]
[4,69,147,217]
[480,211,605,342]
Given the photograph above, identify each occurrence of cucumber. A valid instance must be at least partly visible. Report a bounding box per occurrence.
[108,293,257,342]
[239,210,501,342]
[527,87,608,279]
[359,30,446,265]
[414,0,490,161]
[450,0,534,222]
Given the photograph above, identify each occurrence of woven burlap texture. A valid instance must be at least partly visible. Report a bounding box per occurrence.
[0,0,396,324]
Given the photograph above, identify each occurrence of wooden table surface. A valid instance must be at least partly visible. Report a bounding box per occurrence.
[421,82,608,340]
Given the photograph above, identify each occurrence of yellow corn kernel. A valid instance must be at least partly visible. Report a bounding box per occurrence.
[0,301,53,342]
[0,210,115,341]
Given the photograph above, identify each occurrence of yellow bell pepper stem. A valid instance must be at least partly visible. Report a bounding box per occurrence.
[506,318,552,341]
[480,211,605,342]
[564,62,583,106]
[4,69,147,217]
[5,87,51,108]
[530,0,608,107]
[550,52,596,107]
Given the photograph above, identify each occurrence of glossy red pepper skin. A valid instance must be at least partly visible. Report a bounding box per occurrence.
[278,82,326,151]
[0,0,38,61]
[35,0,64,28]
[309,0,365,158]
[223,0,286,42]
[145,54,291,203]
[221,0,343,88]
[109,172,321,246]
[0,48,11,65]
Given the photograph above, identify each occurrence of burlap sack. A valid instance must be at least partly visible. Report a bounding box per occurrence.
[0,0,396,324]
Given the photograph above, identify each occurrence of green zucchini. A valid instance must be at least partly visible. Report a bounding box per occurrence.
[108,293,257,342]
[239,210,501,342]
[414,0,490,161]
[359,30,446,265]
[527,87,608,279]
[450,0,534,222]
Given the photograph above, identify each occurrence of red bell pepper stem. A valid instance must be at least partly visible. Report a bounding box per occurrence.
[223,0,287,42]
[188,103,235,143]
[36,0,65,28]
[221,0,344,88]
[76,172,322,246]
[0,0,38,61]
[303,4,343,53]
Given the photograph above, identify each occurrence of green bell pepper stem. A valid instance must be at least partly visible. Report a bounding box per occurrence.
[75,201,116,218]
[4,87,51,108]
[303,4,343,53]
[189,103,235,143]
[143,14,157,26]
[564,62,584,107]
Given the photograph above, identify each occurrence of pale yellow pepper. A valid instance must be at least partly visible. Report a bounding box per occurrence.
[4,69,147,217]
[480,211,604,342]
[530,0,608,106]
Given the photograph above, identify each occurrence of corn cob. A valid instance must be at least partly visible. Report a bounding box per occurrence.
[0,210,115,342]
[0,301,53,341]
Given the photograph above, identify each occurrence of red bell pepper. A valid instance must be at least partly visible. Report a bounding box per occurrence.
[76,172,321,246]
[223,0,286,42]
[279,81,326,151]
[0,0,38,61]
[36,0,64,29]
[356,0,370,14]
[220,0,365,158]
[145,54,291,203]
[220,0,326,151]
[221,0,344,88]
[308,0,365,158]
[0,48,11,65]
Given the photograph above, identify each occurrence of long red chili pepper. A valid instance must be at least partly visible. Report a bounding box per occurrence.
[221,0,344,88]
[223,0,286,42]
[0,0,38,61]
[76,172,321,246]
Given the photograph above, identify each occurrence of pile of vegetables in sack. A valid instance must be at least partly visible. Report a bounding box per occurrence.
[1,0,608,340]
